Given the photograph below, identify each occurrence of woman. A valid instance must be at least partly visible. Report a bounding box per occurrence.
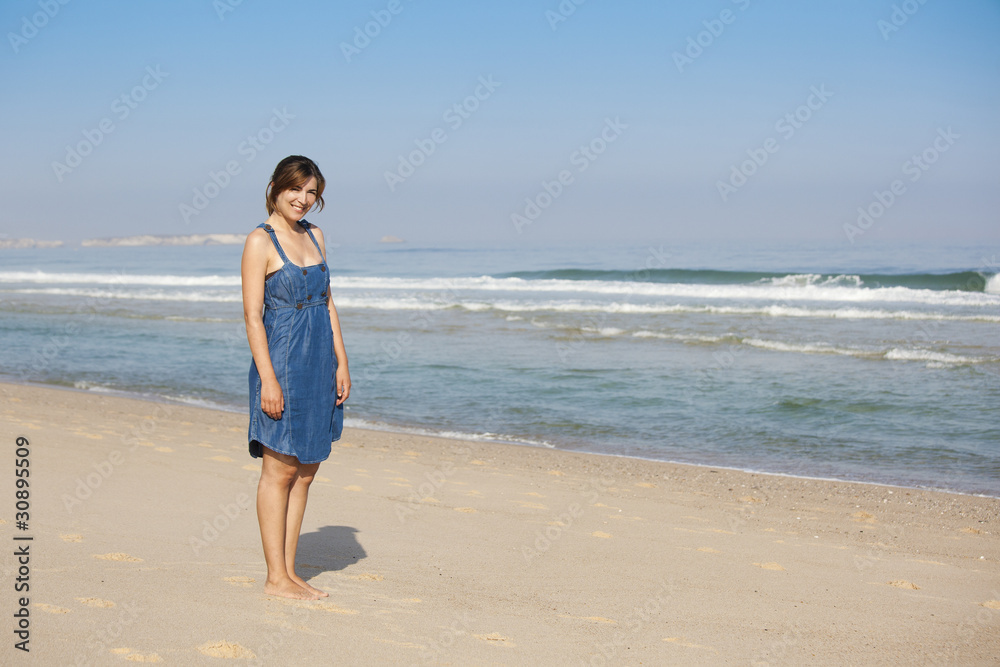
[241,155,351,600]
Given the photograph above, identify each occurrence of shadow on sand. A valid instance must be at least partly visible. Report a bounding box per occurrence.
[296,525,366,581]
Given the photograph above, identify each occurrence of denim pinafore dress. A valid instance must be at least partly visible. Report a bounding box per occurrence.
[248,220,343,464]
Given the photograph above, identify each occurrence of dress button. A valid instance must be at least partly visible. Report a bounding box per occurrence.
[320,265,326,272]
[296,303,302,310]
[321,291,326,297]
[264,224,272,231]
[307,295,312,300]
[302,269,307,275]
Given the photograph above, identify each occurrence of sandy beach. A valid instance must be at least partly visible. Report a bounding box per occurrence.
[1,380,998,665]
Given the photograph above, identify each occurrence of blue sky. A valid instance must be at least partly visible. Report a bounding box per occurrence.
[2,0,998,246]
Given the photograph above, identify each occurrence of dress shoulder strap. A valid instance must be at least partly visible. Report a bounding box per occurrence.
[258,222,290,263]
[299,220,326,261]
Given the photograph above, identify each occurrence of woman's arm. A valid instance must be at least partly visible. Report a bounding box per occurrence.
[313,226,351,405]
[242,229,284,419]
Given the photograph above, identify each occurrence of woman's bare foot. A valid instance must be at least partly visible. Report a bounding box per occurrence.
[264,577,319,600]
[289,573,328,598]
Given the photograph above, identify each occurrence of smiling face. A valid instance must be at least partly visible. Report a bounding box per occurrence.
[272,176,318,223]
[265,156,326,219]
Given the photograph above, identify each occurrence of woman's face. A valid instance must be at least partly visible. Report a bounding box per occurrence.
[274,176,318,222]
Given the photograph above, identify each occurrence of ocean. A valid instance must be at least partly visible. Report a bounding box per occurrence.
[2,239,998,496]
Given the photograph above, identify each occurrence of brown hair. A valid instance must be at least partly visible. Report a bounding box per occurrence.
[265,155,326,216]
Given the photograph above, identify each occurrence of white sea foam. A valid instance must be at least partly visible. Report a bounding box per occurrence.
[883,348,983,365]
[344,417,555,448]
[7,271,997,308]
[9,287,997,323]
[759,273,864,288]
[7,287,242,303]
[537,324,993,365]
[0,271,240,287]
[742,338,862,357]
[329,275,999,308]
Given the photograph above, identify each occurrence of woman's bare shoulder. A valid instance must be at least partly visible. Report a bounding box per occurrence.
[244,226,271,246]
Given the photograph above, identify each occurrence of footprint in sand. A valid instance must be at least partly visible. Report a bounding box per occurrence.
[454,507,477,513]
[111,648,162,662]
[546,470,564,476]
[852,511,876,524]
[223,576,256,588]
[343,485,363,492]
[960,527,983,535]
[524,492,546,498]
[197,641,256,659]
[315,476,331,483]
[636,482,656,488]
[475,633,514,646]
[154,447,173,453]
[753,562,785,571]
[981,600,1000,609]
[59,532,83,542]
[513,501,547,510]
[209,455,233,462]
[34,603,70,614]
[592,531,612,539]
[76,597,115,608]
[242,464,260,472]
[273,599,358,614]
[887,580,920,589]
[94,553,143,562]
[697,547,721,554]
[126,653,162,662]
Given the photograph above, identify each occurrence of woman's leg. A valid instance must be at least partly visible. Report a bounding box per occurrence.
[257,448,318,600]
[283,462,328,597]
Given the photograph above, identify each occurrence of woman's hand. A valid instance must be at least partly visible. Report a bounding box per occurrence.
[335,366,351,406]
[261,378,284,419]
